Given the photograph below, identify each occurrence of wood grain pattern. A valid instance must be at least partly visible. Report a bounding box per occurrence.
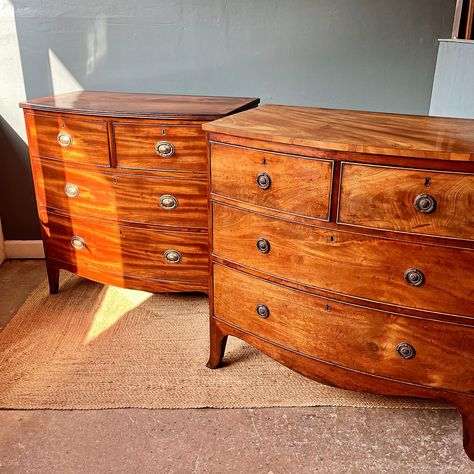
[212,203,474,318]
[115,123,207,173]
[338,163,474,240]
[208,316,474,460]
[207,108,474,459]
[41,211,208,285]
[32,159,208,229]
[203,104,474,161]
[210,142,333,220]
[214,264,474,394]
[25,111,110,166]
[20,91,260,120]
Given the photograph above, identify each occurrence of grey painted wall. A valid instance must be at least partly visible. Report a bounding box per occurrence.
[430,40,474,119]
[1,0,454,240]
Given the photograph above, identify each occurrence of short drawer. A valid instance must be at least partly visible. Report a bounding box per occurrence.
[213,265,474,394]
[41,212,209,284]
[338,163,474,240]
[114,123,207,173]
[212,203,474,317]
[25,112,110,166]
[32,160,208,228]
[210,142,333,220]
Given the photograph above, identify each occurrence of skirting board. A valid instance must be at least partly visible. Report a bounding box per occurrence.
[4,240,45,259]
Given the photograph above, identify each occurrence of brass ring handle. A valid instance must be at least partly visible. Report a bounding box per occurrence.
[396,342,416,360]
[57,131,73,147]
[414,194,436,214]
[256,172,271,190]
[64,183,79,198]
[70,236,85,250]
[256,304,270,319]
[164,249,181,264]
[256,238,270,254]
[160,195,179,210]
[404,268,425,287]
[155,141,175,157]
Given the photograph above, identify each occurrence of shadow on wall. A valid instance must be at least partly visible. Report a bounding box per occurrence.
[0,116,39,239]
[3,0,454,240]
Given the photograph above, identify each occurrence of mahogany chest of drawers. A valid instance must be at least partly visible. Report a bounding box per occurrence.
[21,91,258,294]
[203,105,474,459]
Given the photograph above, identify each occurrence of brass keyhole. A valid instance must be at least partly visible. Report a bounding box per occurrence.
[424,177,431,187]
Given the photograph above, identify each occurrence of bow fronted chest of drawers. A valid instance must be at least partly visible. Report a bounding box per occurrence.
[21,91,259,293]
[203,105,474,459]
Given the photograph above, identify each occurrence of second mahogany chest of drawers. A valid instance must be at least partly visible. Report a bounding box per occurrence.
[21,91,259,294]
[203,105,474,460]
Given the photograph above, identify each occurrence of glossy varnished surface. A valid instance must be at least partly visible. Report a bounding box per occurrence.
[203,104,474,161]
[32,159,208,229]
[114,123,207,173]
[338,163,474,240]
[210,142,333,220]
[212,203,474,318]
[25,112,110,166]
[214,265,474,394]
[20,91,260,120]
[41,212,209,285]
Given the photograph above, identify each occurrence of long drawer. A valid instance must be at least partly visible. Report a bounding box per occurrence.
[32,160,208,228]
[210,142,333,220]
[213,264,474,394]
[212,203,474,317]
[42,212,209,284]
[114,123,207,173]
[25,112,110,166]
[338,163,474,240]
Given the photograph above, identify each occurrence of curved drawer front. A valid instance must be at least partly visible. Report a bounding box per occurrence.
[41,212,208,284]
[338,163,474,240]
[210,142,333,220]
[213,264,474,394]
[115,123,207,173]
[32,160,208,228]
[212,203,474,317]
[25,113,110,166]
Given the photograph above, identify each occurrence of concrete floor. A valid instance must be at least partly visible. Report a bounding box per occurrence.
[0,260,472,473]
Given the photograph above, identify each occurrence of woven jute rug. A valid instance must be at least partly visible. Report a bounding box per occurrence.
[0,273,448,410]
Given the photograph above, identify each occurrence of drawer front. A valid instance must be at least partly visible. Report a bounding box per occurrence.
[210,142,333,220]
[114,123,207,173]
[25,113,110,166]
[213,265,474,394]
[212,203,474,317]
[338,163,474,240]
[42,212,208,284]
[32,160,208,228]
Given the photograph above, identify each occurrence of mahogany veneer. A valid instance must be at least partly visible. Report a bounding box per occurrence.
[21,91,259,293]
[203,105,474,460]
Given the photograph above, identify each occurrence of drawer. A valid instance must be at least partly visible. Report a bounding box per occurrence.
[32,160,208,228]
[212,203,474,317]
[338,163,474,240]
[213,265,474,394]
[210,142,333,220]
[114,123,207,173]
[41,212,208,284]
[25,113,110,166]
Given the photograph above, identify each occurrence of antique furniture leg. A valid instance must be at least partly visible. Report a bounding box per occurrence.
[456,397,474,461]
[203,104,474,460]
[46,260,60,294]
[206,319,228,369]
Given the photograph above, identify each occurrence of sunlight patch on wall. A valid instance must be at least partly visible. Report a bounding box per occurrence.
[48,49,84,96]
[87,13,107,76]
[84,285,152,344]
[0,0,27,141]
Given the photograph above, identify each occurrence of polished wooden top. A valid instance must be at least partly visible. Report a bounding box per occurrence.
[203,104,474,161]
[20,91,260,121]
